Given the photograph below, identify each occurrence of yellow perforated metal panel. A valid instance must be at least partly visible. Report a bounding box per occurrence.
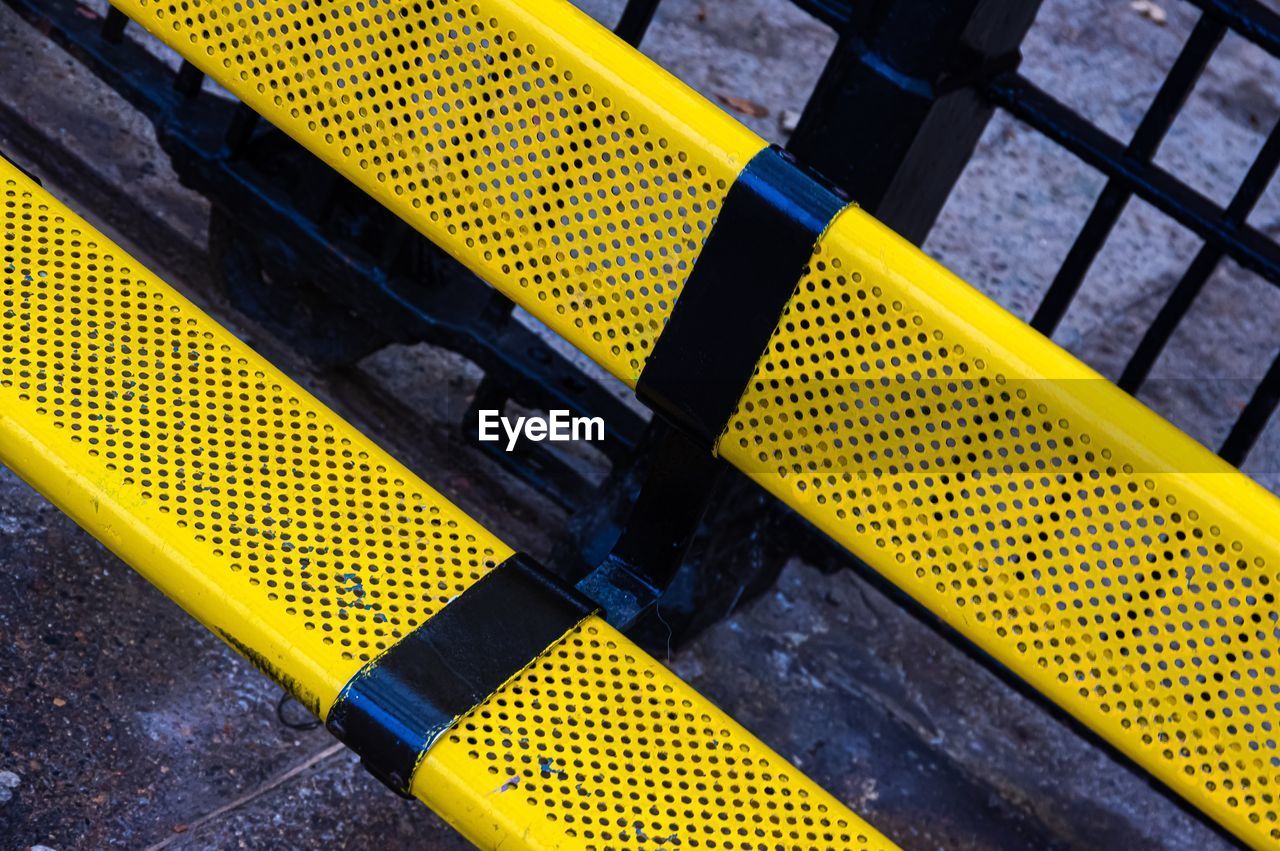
[418,616,890,850]
[101,0,1280,844]
[0,163,509,713]
[112,0,762,381]
[720,208,1280,847]
[0,162,894,850]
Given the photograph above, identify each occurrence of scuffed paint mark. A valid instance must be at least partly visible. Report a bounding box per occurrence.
[632,822,680,846]
[217,628,322,718]
[538,756,566,779]
[336,571,367,609]
[492,774,521,794]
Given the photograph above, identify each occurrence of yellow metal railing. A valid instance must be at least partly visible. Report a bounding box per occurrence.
[102,0,1280,845]
[0,161,895,850]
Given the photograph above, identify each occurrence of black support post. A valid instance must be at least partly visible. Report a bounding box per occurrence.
[174,60,205,98]
[555,421,795,652]
[614,0,662,46]
[225,102,261,158]
[576,425,723,629]
[101,6,128,43]
[787,0,1043,243]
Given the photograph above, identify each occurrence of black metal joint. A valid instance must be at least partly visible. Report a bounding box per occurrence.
[636,144,848,451]
[326,553,596,797]
[575,425,725,629]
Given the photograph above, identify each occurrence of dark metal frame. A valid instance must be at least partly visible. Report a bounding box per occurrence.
[15,0,652,513]
[8,2,1279,841]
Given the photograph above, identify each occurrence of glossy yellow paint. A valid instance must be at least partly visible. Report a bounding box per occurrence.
[0,161,511,714]
[416,614,893,849]
[720,206,1280,847]
[112,0,764,382]
[100,1,1280,844]
[0,162,895,850]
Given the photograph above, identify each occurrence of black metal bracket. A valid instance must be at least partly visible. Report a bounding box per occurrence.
[576,425,724,629]
[637,145,848,449]
[788,0,1042,243]
[328,554,595,798]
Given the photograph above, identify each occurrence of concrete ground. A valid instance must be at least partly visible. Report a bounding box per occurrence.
[2,0,1277,848]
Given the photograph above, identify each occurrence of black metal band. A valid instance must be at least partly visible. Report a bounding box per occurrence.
[636,144,849,449]
[326,553,595,797]
[1,150,43,186]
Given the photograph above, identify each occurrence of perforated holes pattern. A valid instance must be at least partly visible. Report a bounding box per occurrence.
[721,221,1280,841]
[0,176,506,673]
[124,0,750,379]
[1,172,890,851]
[434,618,886,850]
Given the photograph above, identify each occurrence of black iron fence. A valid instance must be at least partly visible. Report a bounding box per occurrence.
[763,0,1280,466]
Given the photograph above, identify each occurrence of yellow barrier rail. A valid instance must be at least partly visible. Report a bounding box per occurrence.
[102,0,1280,845]
[0,162,895,850]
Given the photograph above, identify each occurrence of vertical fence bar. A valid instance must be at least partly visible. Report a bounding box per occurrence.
[1120,120,1280,394]
[1221,348,1280,465]
[787,0,1042,242]
[1030,15,1224,335]
[614,0,663,46]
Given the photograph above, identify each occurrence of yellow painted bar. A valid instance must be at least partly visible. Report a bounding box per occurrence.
[100,0,1280,844]
[416,616,888,850]
[720,208,1280,847]
[0,162,894,849]
[112,0,763,382]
